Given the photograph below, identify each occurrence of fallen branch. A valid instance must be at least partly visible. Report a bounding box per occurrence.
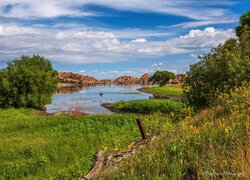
[84,150,105,179]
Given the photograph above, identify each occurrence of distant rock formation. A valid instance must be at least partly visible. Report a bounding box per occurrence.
[139,73,151,85]
[113,73,151,86]
[168,74,186,84]
[57,72,112,86]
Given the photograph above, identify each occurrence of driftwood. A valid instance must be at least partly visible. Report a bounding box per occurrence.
[84,150,105,179]
[84,118,149,179]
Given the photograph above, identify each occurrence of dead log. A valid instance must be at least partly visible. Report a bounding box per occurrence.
[84,150,105,179]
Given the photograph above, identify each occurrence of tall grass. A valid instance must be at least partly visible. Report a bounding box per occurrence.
[103,83,250,179]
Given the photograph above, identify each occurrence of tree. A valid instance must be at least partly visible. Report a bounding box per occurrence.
[183,11,250,109]
[150,71,175,86]
[0,55,58,109]
[183,38,250,109]
[236,10,250,37]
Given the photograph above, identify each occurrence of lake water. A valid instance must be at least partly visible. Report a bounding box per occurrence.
[46,85,152,114]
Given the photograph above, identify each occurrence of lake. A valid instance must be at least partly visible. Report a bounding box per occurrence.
[46,85,152,114]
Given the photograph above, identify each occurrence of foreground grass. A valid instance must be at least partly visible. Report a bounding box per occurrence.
[140,84,183,97]
[0,109,172,179]
[104,83,250,179]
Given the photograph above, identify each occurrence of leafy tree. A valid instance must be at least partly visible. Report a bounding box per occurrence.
[184,11,250,109]
[184,38,250,109]
[0,55,58,109]
[236,10,250,37]
[150,71,175,86]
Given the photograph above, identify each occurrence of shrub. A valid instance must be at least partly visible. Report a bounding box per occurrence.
[0,55,58,109]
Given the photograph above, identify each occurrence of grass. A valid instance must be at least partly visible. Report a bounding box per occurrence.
[1,83,249,179]
[140,84,183,97]
[0,109,173,179]
[111,99,190,122]
[104,83,250,179]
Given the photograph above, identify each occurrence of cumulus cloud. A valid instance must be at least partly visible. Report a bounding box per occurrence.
[0,24,235,64]
[0,0,237,21]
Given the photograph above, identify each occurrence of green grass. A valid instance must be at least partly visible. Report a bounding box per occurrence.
[0,109,172,179]
[111,99,189,122]
[140,84,183,97]
[104,84,250,179]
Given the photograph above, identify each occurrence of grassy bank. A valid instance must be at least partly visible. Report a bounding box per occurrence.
[111,99,189,122]
[140,84,183,98]
[0,109,172,179]
[104,84,250,179]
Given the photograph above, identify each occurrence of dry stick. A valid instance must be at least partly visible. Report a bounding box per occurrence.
[84,150,105,180]
[136,118,147,140]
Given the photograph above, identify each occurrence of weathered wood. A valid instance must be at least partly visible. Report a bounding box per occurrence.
[84,150,105,179]
[136,118,147,140]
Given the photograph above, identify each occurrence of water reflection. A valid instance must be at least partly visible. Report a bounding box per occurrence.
[46,85,152,114]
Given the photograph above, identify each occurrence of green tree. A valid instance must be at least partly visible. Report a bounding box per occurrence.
[150,71,175,86]
[184,11,250,109]
[0,55,58,109]
[184,38,250,109]
[236,10,250,37]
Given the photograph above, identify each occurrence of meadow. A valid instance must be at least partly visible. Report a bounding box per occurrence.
[0,109,173,179]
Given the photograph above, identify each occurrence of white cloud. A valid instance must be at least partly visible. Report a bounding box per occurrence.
[152,62,163,67]
[190,54,197,58]
[167,19,238,29]
[0,0,237,21]
[0,24,235,64]
[131,38,147,43]
[79,70,85,73]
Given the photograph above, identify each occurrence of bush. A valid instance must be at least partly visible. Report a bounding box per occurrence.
[183,36,250,109]
[0,55,58,109]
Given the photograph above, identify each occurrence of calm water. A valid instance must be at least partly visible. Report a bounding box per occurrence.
[46,85,152,114]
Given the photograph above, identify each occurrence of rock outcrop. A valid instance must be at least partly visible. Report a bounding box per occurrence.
[57,72,152,86]
[57,72,99,85]
[168,74,186,84]
[139,73,151,85]
[113,73,151,86]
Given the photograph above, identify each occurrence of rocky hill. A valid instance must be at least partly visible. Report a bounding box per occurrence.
[57,72,151,87]
[113,73,151,86]
[57,72,185,87]
[57,72,112,86]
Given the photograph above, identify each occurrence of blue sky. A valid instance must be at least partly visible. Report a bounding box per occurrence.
[0,0,249,79]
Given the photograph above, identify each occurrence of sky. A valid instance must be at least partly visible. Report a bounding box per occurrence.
[0,0,249,79]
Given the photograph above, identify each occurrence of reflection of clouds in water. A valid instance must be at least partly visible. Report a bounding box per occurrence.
[46,85,152,114]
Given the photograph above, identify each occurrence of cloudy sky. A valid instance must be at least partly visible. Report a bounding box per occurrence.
[0,0,249,79]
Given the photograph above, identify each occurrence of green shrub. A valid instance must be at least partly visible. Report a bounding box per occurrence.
[0,55,58,109]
